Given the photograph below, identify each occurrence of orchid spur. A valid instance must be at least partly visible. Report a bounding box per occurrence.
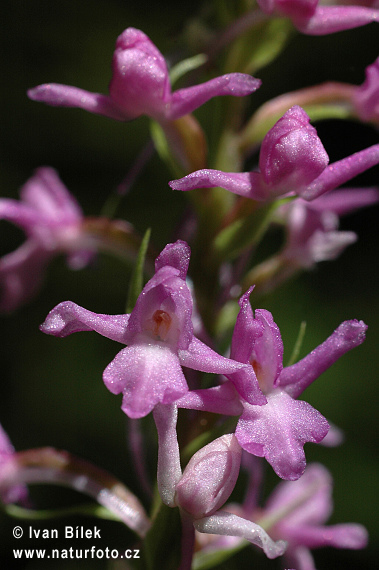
[256,0,379,35]
[39,240,253,419]
[27,27,261,124]
[169,106,379,203]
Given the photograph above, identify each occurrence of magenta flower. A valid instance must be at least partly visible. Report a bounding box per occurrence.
[27,27,261,124]
[0,167,95,313]
[257,0,379,35]
[40,241,248,418]
[229,290,367,480]
[262,463,368,569]
[169,106,379,202]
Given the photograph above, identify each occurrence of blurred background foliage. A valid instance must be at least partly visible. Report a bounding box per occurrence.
[0,1,378,568]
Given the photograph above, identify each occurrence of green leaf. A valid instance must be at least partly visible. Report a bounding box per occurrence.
[286,321,307,366]
[170,53,208,86]
[126,227,151,313]
[150,120,184,178]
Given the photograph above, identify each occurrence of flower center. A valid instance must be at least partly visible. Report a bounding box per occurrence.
[250,357,270,393]
[151,310,172,341]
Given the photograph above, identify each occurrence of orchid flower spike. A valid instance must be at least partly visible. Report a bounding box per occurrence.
[27,27,261,124]
[260,463,368,569]
[256,0,379,35]
[40,240,249,419]
[170,106,379,202]
[228,289,367,480]
[0,167,95,313]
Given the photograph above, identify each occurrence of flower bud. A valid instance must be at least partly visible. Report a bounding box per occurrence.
[259,106,329,193]
[175,434,241,519]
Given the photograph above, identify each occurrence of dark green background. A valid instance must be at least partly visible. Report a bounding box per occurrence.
[1,1,378,568]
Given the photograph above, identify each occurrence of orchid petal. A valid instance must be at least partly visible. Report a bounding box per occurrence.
[125,265,193,350]
[296,6,379,36]
[279,320,367,398]
[0,241,51,314]
[169,169,264,199]
[0,200,44,233]
[259,106,329,190]
[231,288,263,364]
[168,74,261,120]
[264,463,333,524]
[104,344,188,418]
[0,424,29,505]
[301,144,379,200]
[235,390,329,480]
[284,523,369,549]
[109,33,170,120]
[177,383,244,416]
[178,336,249,375]
[154,240,191,279]
[302,187,379,217]
[40,301,130,342]
[27,84,126,120]
[20,167,83,221]
[353,56,379,122]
